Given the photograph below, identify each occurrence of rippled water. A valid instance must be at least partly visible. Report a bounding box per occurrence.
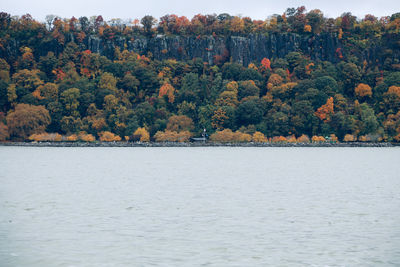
[0,146,400,266]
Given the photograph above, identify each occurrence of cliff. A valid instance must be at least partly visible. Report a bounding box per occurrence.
[3,32,397,66]
[85,33,342,65]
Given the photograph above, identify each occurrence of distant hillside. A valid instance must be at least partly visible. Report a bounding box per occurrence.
[0,8,400,143]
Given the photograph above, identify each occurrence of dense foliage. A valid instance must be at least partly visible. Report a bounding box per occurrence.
[0,8,400,142]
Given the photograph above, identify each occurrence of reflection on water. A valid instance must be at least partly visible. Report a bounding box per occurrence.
[0,147,400,266]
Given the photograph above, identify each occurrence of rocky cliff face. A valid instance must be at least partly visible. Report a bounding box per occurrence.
[85,33,342,65]
[4,32,394,66]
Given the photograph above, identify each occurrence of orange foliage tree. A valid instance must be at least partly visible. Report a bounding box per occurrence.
[209,129,252,142]
[387,85,400,97]
[297,134,311,143]
[211,108,229,130]
[66,134,78,141]
[312,135,326,142]
[158,82,175,103]
[261,58,272,71]
[29,132,63,142]
[355,83,372,98]
[343,134,356,142]
[315,97,334,122]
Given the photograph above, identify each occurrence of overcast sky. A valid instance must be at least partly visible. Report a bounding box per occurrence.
[1,0,399,22]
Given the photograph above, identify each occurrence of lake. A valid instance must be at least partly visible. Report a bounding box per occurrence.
[0,146,399,266]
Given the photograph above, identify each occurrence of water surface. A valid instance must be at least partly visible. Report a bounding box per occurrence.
[0,147,399,266]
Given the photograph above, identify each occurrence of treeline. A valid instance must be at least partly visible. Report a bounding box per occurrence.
[0,8,400,142]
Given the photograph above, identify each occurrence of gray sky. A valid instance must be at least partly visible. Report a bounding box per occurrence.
[1,0,399,22]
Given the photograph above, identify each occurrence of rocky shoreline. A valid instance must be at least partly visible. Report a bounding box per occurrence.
[0,141,396,147]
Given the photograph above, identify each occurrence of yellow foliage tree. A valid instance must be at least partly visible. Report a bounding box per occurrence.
[29,133,63,142]
[271,136,287,143]
[133,127,150,142]
[154,130,192,142]
[99,131,121,141]
[267,74,283,89]
[166,115,194,132]
[252,131,267,142]
[78,132,95,142]
[210,129,252,142]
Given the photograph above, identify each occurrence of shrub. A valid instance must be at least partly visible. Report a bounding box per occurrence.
[99,131,121,142]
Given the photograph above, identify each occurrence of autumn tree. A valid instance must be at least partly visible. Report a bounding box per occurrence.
[154,130,192,142]
[252,131,267,142]
[133,127,150,142]
[159,82,175,103]
[12,69,43,92]
[0,122,9,141]
[6,104,51,139]
[166,115,194,132]
[211,108,229,130]
[355,83,372,98]
[99,131,121,141]
[33,82,58,101]
[315,97,334,122]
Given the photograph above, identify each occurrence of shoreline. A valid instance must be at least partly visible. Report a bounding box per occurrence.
[0,141,396,147]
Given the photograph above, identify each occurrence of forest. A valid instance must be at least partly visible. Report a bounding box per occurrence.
[0,7,400,143]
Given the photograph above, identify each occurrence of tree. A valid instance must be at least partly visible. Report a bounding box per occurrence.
[0,122,9,141]
[159,82,175,103]
[297,134,311,143]
[98,72,117,92]
[252,131,266,142]
[141,15,156,36]
[154,130,192,142]
[6,104,51,140]
[355,83,372,99]
[61,88,80,117]
[337,62,361,95]
[98,131,121,141]
[211,107,230,130]
[166,115,194,132]
[315,97,334,122]
[238,80,260,100]
[133,127,150,142]
[236,99,264,126]
[34,83,58,101]
[12,69,43,92]
[358,103,379,135]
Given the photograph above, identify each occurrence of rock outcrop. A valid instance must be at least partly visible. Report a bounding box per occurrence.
[3,32,397,66]
[85,33,342,65]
